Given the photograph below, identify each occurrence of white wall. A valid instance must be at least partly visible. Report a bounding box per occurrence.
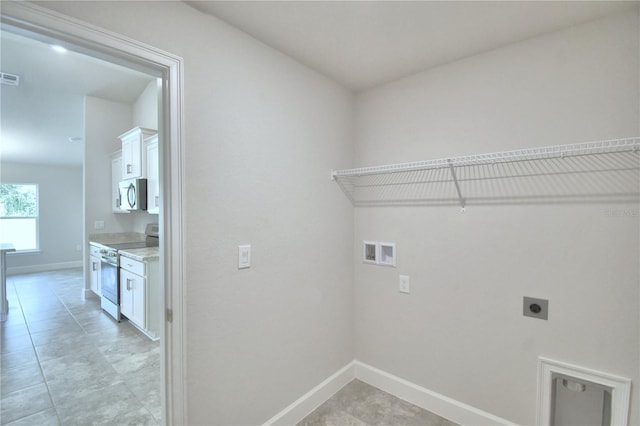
[132,78,161,229]
[1,162,83,272]
[132,78,159,131]
[29,3,639,425]
[84,95,134,236]
[85,88,161,238]
[353,10,639,425]
[39,2,355,425]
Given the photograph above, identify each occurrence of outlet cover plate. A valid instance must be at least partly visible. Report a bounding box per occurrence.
[523,296,548,320]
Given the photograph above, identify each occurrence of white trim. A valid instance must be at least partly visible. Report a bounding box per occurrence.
[263,360,516,426]
[7,261,82,276]
[0,3,187,425]
[6,249,42,255]
[263,361,357,426]
[354,361,517,426]
[536,357,631,426]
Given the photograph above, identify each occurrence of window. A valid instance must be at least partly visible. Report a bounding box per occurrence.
[0,183,39,251]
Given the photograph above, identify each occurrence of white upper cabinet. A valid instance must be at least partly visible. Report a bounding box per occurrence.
[111,151,129,213]
[145,135,160,214]
[119,127,157,179]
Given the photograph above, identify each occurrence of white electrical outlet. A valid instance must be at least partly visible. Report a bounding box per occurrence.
[399,275,410,294]
[94,220,105,230]
[238,245,251,269]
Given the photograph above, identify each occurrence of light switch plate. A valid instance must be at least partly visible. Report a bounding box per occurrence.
[238,245,251,269]
[399,275,410,294]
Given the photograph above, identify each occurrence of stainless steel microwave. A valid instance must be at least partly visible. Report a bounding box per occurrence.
[118,178,147,211]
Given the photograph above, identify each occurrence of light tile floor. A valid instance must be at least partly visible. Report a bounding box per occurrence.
[0,268,161,426]
[297,380,458,426]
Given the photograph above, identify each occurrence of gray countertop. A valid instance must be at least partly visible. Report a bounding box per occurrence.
[89,232,146,245]
[119,247,159,262]
[0,243,16,253]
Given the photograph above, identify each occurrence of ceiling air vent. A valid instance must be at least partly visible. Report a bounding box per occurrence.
[0,72,20,86]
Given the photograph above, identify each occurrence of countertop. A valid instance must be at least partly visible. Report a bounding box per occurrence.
[89,232,146,246]
[0,243,16,253]
[119,247,159,262]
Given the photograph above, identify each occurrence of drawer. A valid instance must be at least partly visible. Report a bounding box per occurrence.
[120,256,145,276]
[89,244,102,257]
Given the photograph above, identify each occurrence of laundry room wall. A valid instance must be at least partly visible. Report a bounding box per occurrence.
[352,9,639,425]
[31,2,355,425]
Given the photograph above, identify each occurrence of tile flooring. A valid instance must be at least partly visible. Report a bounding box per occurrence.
[0,268,161,425]
[297,380,458,426]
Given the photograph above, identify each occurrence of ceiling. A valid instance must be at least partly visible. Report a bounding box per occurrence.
[187,1,638,91]
[0,30,155,166]
[1,1,637,167]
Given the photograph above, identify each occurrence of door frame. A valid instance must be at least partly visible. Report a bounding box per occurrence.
[0,2,187,424]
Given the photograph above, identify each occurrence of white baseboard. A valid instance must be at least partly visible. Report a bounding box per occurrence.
[7,261,82,276]
[263,359,517,426]
[354,361,517,426]
[263,361,356,426]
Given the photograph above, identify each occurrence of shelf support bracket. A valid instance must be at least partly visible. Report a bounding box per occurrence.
[447,160,466,213]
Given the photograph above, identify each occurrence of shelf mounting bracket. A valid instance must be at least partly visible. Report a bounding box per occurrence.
[448,160,466,213]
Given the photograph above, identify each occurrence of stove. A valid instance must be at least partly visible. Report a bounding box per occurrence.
[98,224,159,321]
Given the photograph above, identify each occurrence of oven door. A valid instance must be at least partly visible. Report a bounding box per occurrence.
[100,255,120,321]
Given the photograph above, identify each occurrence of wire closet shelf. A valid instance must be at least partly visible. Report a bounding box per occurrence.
[331,137,640,211]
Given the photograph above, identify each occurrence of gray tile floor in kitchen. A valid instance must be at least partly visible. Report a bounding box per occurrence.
[0,268,161,426]
[297,380,458,426]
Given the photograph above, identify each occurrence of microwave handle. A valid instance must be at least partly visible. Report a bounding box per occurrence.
[127,183,136,208]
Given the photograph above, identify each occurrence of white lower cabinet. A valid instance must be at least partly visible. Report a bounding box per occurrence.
[89,244,101,296]
[120,267,146,329]
[119,254,159,340]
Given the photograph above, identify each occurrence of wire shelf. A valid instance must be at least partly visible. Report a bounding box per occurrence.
[332,137,640,209]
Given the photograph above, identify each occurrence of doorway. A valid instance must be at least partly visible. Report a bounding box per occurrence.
[1,2,186,424]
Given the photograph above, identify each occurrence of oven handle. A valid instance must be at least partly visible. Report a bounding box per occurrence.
[101,256,118,267]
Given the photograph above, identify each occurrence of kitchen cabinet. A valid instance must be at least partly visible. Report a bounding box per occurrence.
[119,253,160,340]
[111,151,129,213]
[145,135,160,214]
[89,244,101,296]
[120,258,146,329]
[119,127,156,180]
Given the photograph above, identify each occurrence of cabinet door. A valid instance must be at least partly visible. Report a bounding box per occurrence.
[111,153,128,213]
[120,269,134,319]
[121,136,142,179]
[89,255,101,295]
[120,268,146,329]
[145,136,159,214]
[132,276,146,329]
